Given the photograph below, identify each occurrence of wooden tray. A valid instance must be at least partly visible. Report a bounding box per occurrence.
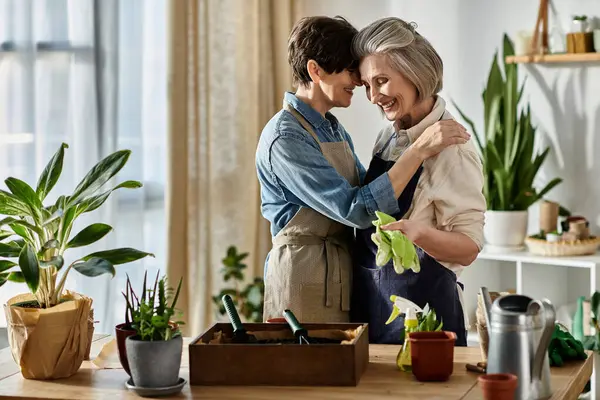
[188,322,369,386]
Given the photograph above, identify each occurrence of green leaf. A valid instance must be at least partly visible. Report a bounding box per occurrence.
[0,190,30,216]
[7,271,24,283]
[68,150,132,205]
[0,260,17,273]
[82,248,154,265]
[5,178,43,221]
[40,256,64,270]
[36,143,68,201]
[0,242,21,257]
[73,257,115,277]
[76,180,143,214]
[19,244,39,293]
[451,99,483,154]
[592,292,600,319]
[535,178,563,200]
[41,239,59,252]
[67,223,113,248]
[0,230,12,241]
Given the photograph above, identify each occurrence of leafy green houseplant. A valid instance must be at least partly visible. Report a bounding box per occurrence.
[0,143,153,380]
[212,246,264,323]
[453,34,562,248]
[125,273,185,389]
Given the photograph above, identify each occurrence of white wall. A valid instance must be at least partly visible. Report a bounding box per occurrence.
[299,0,600,323]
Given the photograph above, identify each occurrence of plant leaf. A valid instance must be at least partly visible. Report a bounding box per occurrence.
[78,180,143,214]
[40,256,64,270]
[67,223,113,248]
[68,150,132,206]
[19,244,39,293]
[0,190,30,216]
[0,260,17,273]
[0,242,21,257]
[82,248,154,265]
[73,257,116,277]
[0,230,13,241]
[36,143,68,201]
[7,271,24,282]
[5,178,43,221]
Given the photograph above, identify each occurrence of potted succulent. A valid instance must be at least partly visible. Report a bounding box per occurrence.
[125,272,185,389]
[115,273,141,376]
[453,34,562,249]
[0,143,154,379]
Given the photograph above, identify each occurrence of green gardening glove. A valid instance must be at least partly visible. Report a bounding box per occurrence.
[548,324,588,367]
[371,211,420,273]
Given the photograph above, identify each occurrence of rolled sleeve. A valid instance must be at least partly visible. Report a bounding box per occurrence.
[362,172,401,216]
[431,147,486,250]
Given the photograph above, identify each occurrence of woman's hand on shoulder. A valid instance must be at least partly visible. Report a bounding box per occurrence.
[411,120,470,161]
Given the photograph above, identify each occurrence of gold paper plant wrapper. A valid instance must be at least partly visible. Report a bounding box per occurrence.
[3,290,93,379]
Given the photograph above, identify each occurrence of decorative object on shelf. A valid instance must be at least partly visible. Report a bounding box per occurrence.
[125,273,185,392]
[530,0,550,54]
[566,32,594,54]
[453,34,562,250]
[594,29,600,52]
[0,143,153,380]
[211,245,264,323]
[515,31,533,56]
[526,214,599,256]
[571,15,589,33]
[540,200,559,233]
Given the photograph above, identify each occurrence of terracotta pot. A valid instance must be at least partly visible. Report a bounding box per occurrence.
[408,331,456,382]
[115,323,137,376]
[478,373,518,400]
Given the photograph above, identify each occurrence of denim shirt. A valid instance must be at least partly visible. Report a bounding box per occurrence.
[255,92,401,238]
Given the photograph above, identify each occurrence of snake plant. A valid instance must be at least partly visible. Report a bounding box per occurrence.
[0,143,154,308]
[453,34,562,211]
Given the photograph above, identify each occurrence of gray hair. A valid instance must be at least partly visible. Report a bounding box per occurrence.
[352,17,443,102]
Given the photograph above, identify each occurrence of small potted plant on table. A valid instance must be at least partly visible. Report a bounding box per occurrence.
[125,273,185,395]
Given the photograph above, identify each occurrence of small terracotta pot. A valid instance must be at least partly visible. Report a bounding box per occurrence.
[478,373,518,400]
[409,331,456,382]
[266,318,286,323]
[115,323,136,376]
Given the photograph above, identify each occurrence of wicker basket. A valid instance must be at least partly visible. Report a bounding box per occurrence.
[476,291,510,362]
[525,236,600,257]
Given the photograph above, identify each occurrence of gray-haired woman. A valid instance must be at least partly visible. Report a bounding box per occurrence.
[350,17,486,346]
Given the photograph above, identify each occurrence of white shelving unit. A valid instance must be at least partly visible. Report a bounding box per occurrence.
[465,247,600,399]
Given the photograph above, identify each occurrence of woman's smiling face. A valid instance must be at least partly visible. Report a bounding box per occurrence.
[359,53,418,121]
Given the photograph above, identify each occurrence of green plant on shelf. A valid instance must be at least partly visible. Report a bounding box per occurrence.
[211,246,264,323]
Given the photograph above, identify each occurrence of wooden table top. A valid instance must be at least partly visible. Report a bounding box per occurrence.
[0,334,593,399]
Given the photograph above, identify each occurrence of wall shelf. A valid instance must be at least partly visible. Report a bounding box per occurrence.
[505,53,600,64]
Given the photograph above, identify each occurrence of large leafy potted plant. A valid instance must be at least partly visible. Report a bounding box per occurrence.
[454,34,562,249]
[125,273,184,390]
[0,143,153,379]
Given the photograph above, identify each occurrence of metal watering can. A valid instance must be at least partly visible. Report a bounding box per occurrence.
[480,287,556,400]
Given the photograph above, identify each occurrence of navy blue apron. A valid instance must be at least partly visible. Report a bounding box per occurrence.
[350,132,467,346]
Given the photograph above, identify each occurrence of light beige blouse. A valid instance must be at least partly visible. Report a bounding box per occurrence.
[373,96,486,277]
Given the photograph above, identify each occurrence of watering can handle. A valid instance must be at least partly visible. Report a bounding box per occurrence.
[529,299,556,382]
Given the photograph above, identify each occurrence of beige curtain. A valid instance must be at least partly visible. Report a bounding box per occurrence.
[167,0,297,336]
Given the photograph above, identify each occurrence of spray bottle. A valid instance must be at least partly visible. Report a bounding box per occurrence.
[396,307,418,372]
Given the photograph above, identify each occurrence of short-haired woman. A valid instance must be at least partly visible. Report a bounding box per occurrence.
[350,17,486,345]
[256,16,471,324]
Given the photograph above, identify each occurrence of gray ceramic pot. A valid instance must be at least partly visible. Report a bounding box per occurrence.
[125,335,183,388]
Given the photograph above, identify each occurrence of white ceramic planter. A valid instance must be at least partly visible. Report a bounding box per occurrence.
[484,210,529,250]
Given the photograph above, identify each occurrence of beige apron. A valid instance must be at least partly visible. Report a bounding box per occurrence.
[262,102,359,323]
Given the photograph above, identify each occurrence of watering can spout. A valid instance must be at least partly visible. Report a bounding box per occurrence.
[480,287,493,329]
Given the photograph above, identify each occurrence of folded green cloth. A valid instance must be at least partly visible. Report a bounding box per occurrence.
[548,323,587,367]
[371,211,420,274]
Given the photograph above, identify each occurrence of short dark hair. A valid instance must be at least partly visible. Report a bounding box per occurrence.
[288,16,358,87]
